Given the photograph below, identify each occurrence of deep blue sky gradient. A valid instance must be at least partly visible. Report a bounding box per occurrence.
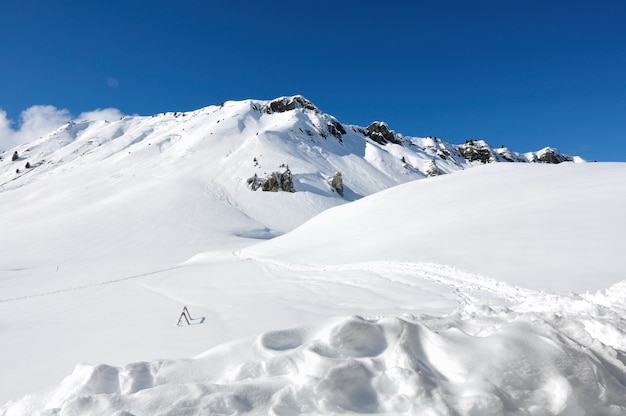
[1,0,625,160]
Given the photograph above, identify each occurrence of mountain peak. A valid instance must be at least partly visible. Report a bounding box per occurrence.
[0,95,585,204]
[264,95,319,114]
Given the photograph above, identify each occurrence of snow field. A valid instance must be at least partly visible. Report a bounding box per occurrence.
[1,97,625,414]
[245,162,626,293]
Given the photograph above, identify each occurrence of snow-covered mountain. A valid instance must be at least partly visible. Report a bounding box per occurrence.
[0,95,582,267]
[0,94,581,209]
[2,96,625,415]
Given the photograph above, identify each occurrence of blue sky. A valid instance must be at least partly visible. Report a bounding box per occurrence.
[1,0,625,161]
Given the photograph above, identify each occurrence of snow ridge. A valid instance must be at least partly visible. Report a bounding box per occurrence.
[0,95,582,199]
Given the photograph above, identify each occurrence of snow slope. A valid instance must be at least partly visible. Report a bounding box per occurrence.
[1,97,624,414]
[246,162,626,293]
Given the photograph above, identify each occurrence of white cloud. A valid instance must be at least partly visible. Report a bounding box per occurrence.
[76,108,123,122]
[0,105,70,151]
[0,105,125,151]
[19,105,71,139]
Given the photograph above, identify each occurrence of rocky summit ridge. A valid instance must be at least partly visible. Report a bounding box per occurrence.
[0,95,583,201]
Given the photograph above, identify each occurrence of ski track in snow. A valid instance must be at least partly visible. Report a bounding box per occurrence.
[0,266,183,303]
[235,250,536,305]
[0,250,529,310]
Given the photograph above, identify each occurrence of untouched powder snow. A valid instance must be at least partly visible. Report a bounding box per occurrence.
[246,162,626,293]
[1,98,625,414]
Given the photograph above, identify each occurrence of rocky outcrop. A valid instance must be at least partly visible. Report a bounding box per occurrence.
[458,140,494,164]
[330,172,344,197]
[425,160,442,177]
[366,122,401,145]
[261,174,280,192]
[280,168,296,193]
[247,174,261,191]
[248,167,296,193]
[495,146,526,163]
[536,147,573,164]
[264,96,318,114]
[327,120,347,139]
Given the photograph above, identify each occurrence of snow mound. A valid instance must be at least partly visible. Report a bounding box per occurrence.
[5,286,626,415]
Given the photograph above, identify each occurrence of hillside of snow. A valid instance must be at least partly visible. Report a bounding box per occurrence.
[246,162,626,293]
[0,96,585,268]
[1,97,624,415]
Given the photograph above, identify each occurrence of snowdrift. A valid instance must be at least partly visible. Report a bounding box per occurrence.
[5,285,626,415]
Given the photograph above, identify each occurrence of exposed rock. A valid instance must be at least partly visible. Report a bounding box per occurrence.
[437,149,451,160]
[425,160,442,177]
[280,168,296,193]
[248,167,296,193]
[265,96,318,114]
[499,150,515,162]
[496,146,526,163]
[536,147,573,164]
[247,173,260,191]
[353,126,368,136]
[261,174,280,192]
[366,122,401,145]
[327,120,347,139]
[458,140,494,164]
[331,172,344,197]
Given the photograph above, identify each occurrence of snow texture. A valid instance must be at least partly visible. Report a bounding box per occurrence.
[1,96,624,415]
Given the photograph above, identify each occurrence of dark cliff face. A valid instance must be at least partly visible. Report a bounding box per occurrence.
[327,120,347,139]
[264,96,319,114]
[458,140,494,164]
[365,122,401,145]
